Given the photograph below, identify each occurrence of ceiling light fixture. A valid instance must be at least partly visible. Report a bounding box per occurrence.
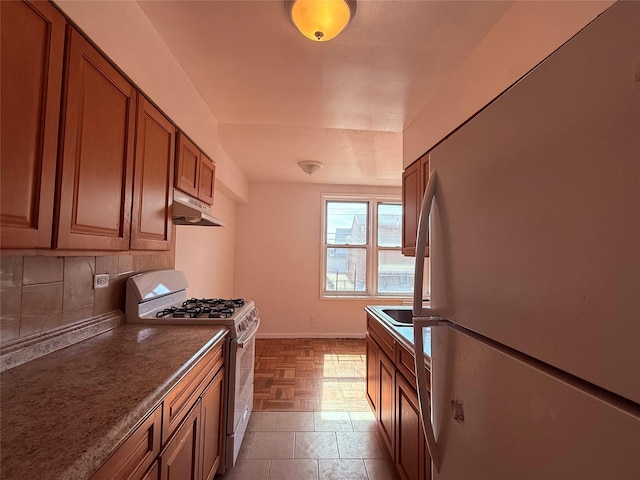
[285,0,357,42]
[298,160,324,175]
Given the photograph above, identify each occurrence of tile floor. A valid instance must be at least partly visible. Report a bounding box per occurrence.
[218,411,399,480]
[218,339,398,479]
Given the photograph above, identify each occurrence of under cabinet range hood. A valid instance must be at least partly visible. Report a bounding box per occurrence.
[172,189,225,227]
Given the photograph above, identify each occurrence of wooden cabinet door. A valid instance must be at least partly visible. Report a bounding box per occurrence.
[402,153,430,257]
[56,27,136,250]
[131,96,175,251]
[160,402,201,480]
[175,133,200,198]
[378,351,395,457]
[395,374,429,480]
[0,0,65,248]
[402,160,420,256]
[199,369,225,480]
[140,461,159,480]
[366,334,379,416]
[197,154,215,205]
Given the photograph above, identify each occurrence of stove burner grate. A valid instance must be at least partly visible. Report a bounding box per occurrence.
[155,298,244,319]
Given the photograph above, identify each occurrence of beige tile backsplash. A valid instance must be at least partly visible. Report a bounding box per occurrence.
[0,252,174,346]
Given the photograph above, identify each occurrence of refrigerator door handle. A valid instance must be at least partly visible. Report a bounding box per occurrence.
[412,169,441,471]
[413,170,437,317]
[413,316,447,473]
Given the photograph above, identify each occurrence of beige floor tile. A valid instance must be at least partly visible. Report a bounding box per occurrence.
[336,431,385,459]
[247,411,278,432]
[275,411,315,432]
[268,459,319,480]
[314,411,353,432]
[364,458,401,480]
[249,432,295,459]
[294,432,339,459]
[238,431,255,461]
[349,411,377,432]
[218,459,270,480]
[318,459,368,480]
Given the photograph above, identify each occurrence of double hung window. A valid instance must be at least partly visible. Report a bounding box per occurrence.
[322,195,415,297]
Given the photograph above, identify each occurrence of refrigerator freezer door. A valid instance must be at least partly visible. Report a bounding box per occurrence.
[432,327,640,479]
[428,1,640,403]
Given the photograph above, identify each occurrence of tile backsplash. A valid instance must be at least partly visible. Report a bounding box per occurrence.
[0,252,174,346]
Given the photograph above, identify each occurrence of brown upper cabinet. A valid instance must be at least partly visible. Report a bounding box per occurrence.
[0,0,65,249]
[175,132,216,205]
[55,26,137,250]
[198,154,216,206]
[131,96,175,251]
[402,153,430,256]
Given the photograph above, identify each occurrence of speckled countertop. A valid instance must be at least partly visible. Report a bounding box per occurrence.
[365,305,431,360]
[0,324,227,480]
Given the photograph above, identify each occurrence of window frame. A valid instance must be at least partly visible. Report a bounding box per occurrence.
[321,193,413,299]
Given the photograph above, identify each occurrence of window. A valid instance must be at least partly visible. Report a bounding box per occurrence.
[322,195,415,297]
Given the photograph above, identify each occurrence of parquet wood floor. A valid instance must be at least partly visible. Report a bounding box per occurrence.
[253,338,369,412]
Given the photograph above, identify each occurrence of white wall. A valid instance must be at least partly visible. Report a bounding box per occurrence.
[175,189,237,299]
[234,183,408,338]
[403,0,613,165]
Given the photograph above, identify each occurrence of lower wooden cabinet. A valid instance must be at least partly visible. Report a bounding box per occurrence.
[200,370,225,480]
[396,374,430,480]
[366,334,379,416]
[141,461,159,480]
[366,314,432,480]
[379,350,396,455]
[159,401,202,480]
[158,367,225,480]
[91,339,226,480]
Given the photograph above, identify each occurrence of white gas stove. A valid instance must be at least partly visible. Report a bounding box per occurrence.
[125,269,259,340]
[124,269,259,472]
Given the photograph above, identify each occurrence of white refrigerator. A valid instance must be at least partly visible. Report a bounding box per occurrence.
[411,2,640,478]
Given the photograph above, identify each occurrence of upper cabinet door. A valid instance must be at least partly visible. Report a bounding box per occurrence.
[401,153,429,257]
[131,96,175,251]
[198,154,215,205]
[56,27,137,250]
[0,0,65,249]
[402,160,420,256]
[175,133,200,198]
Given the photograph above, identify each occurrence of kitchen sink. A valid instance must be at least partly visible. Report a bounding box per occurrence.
[378,308,413,325]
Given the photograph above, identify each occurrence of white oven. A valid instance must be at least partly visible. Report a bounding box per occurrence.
[227,315,259,467]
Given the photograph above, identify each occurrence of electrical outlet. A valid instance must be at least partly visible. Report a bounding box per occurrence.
[93,274,110,289]
[310,314,317,323]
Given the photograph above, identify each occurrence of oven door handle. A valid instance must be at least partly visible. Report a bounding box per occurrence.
[237,316,260,348]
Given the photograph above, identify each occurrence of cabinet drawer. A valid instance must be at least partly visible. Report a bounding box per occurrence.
[367,315,395,360]
[397,342,431,393]
[162,342,224,444]
[92,406,162,480]
[396,342,416,386]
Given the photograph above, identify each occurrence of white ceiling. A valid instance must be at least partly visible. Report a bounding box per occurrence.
[134,0,573,186]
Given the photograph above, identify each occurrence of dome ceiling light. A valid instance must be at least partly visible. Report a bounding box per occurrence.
[298,160,324,175]
[285,0,357,42]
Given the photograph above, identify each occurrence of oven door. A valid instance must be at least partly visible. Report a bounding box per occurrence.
[226,316,259,466]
